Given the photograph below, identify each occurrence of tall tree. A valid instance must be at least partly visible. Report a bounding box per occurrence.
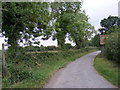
[91,34,100,47]
[50,2,81,48]
[2,2,50,48]
[99,16,120,35]
[67,12,94,49]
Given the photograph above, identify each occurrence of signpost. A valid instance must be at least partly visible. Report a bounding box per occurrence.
[100,35,109,57]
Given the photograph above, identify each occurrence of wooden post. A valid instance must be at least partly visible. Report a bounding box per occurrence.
[2,43,6,77]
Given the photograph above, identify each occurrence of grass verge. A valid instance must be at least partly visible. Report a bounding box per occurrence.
[0,50,2,89]
[94,53,120,88]
[3,49,98,88]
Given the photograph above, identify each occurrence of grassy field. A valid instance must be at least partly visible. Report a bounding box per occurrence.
[3,49,98,88]
[94,53,120,88]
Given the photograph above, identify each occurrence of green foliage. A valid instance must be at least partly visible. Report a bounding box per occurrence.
[67,12,94,49]
[2,2,94,50]
[50,2,94,49]
[104,30,120,63]
[94,53,120,86]
[100,16,120,29]
[45,46,57,50]
[64,43,73,50]
[7,65,32,84]
[0,50,2,60]
[3,48,32,85]
[99,16,120,64]
[3,48,96,88]
[2,2,50,47]
[98,28,107,35]
[24,46,41,51]
[99,16,120,35]
[51,2,81,48]
[91,34,100,47]
[24,45,58,51]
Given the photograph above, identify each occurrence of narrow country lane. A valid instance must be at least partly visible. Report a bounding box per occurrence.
[44,51,117,88]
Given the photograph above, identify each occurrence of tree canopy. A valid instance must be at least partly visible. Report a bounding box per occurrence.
[2,2,50,48]
[99,16,120,35]
[2,2,94,49]
[91,34,100,47]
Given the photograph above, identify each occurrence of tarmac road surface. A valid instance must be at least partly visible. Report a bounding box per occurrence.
[44,51,117,88]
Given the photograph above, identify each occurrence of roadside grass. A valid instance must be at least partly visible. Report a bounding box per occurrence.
[3,49,98,88]
[0,50,2,89]
[94,53,120,88]
[0,50,2,66]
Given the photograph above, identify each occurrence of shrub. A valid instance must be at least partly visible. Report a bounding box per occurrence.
[104,31,120,63]
[3,47,93,87]
[64,43,73,50]
[7,65,32,84]
[24,46,41,51]
[5,48,32,84]
[46,46,57,50]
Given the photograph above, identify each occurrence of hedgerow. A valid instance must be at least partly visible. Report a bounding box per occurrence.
[3,48,93,87]
[104,30,120,64]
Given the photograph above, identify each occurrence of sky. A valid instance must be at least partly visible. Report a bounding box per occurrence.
[0,0,119,49]
[82,0,119,29]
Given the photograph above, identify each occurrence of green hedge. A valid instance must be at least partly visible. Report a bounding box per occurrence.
[104,31,120,64]
[3,48,91,86]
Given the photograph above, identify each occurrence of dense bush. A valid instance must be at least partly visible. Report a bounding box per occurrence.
[45,46,58,50]
[104,31,120,63]
[24,45,59,51]
[3,48,91,85]
[64,43,73,49]
[91,34,100,47]
[2,47,96,88]
[7,65,32,84]
[24,46,42,51]
[4,47,32,84]
[2,46,96,88]
[24,44,75,52]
